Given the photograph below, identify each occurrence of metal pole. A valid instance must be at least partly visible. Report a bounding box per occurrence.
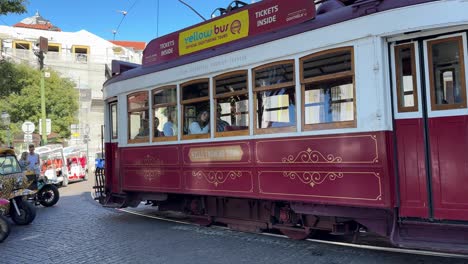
[6,128,10,148]
[40,67,47,145]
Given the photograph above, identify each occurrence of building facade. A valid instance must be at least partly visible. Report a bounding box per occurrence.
[0,12,144,161]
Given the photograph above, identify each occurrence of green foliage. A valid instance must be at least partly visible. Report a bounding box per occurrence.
[0,60,79,144]
[0,0,28,15]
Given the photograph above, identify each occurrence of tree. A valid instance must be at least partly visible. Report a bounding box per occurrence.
[0,0,28,15]
[0,60,79,144]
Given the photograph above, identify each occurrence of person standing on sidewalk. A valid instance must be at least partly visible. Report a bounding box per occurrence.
[27,144,40,175]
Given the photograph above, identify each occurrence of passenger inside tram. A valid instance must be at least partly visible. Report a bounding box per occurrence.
[216,105,230,132]
[189,110,209,134]
[162,108,176,136]
[134,119,149,138]
[154,117,163,137]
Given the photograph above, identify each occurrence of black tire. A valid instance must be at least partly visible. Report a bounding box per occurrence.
[10,199,36,225]
[38,185,60,207]
[0,215,10,243]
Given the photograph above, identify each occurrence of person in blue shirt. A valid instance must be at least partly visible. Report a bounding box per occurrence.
[18,151,30,171]
[26,144,40,175]
[162,109,176,136]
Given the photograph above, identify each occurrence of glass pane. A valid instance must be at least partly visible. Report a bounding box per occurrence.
[128,92,148,110]
[396,45,417,109]
[183,102,210,135]
[0,156,22,175]
[129,110,149,140]
[302,50,351,79]
[255,63,294,87]
[304,77,354,124]
[153,87,176,105]
[182,81,209,101]
[111,103,118,139]
[154,106,177,137]
[216,95,249,132]
[215,73,247,95]
[256,87,296,129]
[430,39,464,106]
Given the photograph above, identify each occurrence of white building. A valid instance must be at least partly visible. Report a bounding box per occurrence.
[0,11,145,159]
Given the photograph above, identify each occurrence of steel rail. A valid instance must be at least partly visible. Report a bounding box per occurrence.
[118,207,468,260]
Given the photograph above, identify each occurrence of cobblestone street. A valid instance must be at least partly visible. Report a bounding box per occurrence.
[1,179,467,264]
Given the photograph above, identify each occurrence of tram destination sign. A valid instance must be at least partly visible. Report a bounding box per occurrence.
[143,0,315,66]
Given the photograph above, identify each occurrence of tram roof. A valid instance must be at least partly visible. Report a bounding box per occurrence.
[104,0,436,87]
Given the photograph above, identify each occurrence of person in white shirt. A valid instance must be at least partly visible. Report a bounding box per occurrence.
[189,110,209,134]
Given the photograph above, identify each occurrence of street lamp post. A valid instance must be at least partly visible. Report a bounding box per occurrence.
[35,36,48,146]
[1,111,11,148]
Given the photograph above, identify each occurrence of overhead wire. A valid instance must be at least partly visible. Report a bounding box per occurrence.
[113,0,140,40]
[156,0,159,37]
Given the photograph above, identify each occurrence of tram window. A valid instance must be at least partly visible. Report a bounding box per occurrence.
[181,80,210,139]
[153,86,177,141]
[428,36,467,110]
[214,71,249,137]
[127,92,150,143]
[304,77,354,125]
[253,61,296,134]
[300,47,355,130]
[110,102,118,139]
[302,50,351,79]
[395,44,418,112]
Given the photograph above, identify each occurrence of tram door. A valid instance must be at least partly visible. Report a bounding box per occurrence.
[108,101,120,193]
[391,33,468,221]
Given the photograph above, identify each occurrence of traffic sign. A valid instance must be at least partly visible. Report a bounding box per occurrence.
[22,121,35,134]
[39,118,52,135]
[24,134,33,142]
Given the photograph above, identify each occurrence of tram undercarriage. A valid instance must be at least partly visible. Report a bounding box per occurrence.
[96,182,468,255]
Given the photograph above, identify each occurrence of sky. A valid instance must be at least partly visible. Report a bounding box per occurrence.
[0,0,256,43]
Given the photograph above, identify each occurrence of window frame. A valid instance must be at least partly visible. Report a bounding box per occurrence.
[213,70,249,138]
[127,91,149,144]
[152,85,178,142]
[72,45,89,63]
[252,60,297,135]
[394,43,419,113]
[13,40,31,50]
[109,101,118,140]
[180,78,210,140]
[300,46,356,131]
[427,36,467,111]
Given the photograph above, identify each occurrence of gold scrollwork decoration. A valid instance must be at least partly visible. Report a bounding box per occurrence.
[138,154,163,166]
[282,148,343,164]
[142,169,161,182]
[192,171,242,187]
[283,171,344,187]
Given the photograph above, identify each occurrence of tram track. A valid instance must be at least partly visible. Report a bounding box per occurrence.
[118,207,468,260]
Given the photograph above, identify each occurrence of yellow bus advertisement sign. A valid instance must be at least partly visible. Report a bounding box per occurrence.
[179,10,249,56]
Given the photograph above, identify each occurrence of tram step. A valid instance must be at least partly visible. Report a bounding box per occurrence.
[394,221,468,254]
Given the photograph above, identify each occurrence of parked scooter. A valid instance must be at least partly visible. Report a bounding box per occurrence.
[25,171,60,207]
[0,198,10,242]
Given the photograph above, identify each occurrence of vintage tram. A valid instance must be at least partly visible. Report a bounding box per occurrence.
[96,0,468,254]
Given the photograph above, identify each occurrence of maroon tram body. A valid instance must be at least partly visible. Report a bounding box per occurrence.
[98,0,468,254]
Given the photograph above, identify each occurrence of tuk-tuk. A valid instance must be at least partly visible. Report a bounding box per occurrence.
[35,145,68,187]
[0,147,36,227]
[63,146,88,182]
